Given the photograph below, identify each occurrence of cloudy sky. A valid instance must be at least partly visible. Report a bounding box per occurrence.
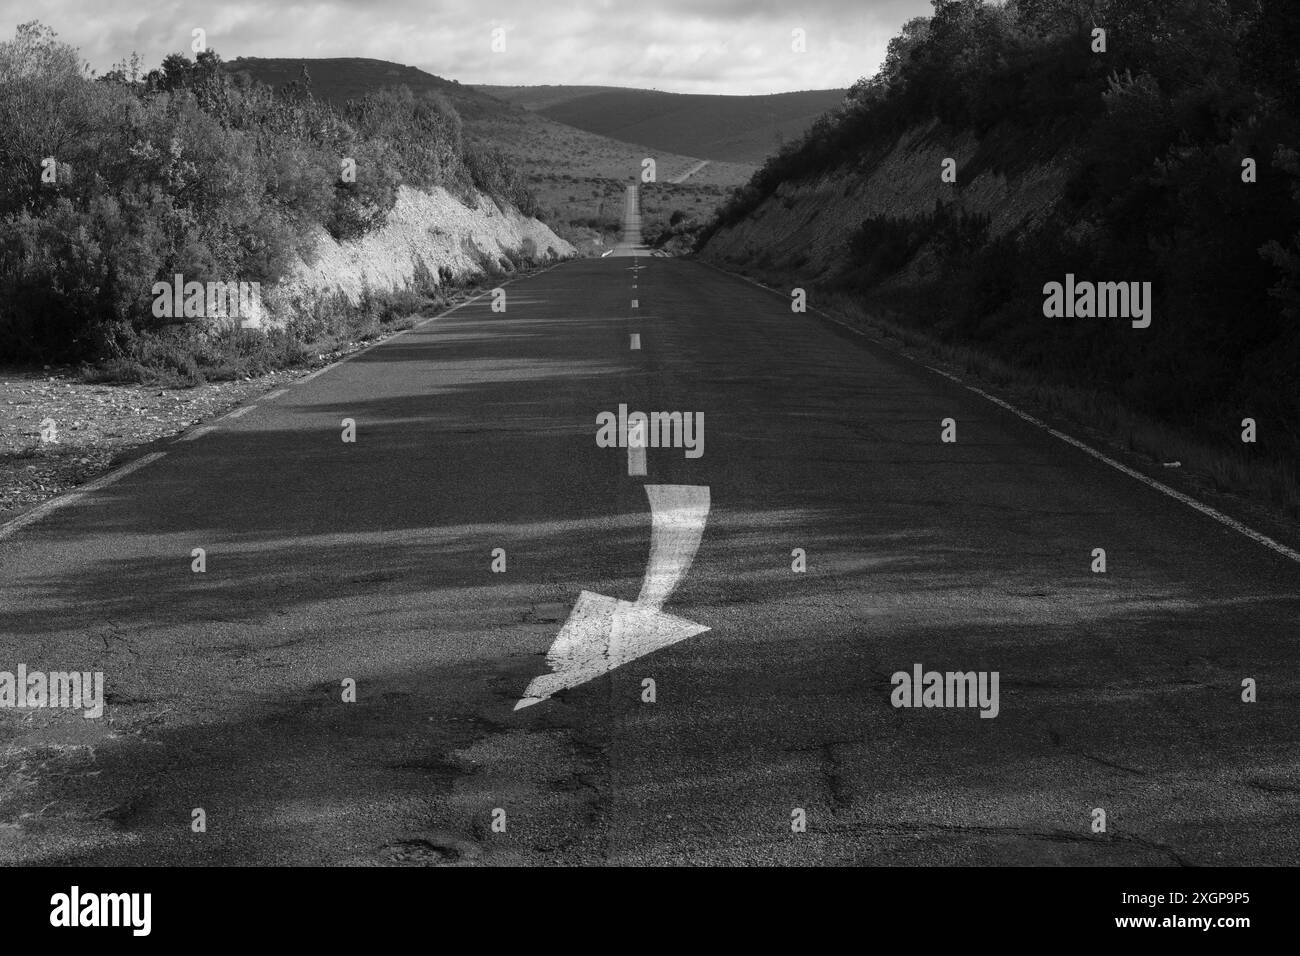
[1,0,933,94]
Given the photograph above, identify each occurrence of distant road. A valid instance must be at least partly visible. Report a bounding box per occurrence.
[670,160,710,184]
[607,183,647,257]
[3,243,1298,865]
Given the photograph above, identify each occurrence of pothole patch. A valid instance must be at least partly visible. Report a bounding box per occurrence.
[380,832,482,867]
[524,602,570,624]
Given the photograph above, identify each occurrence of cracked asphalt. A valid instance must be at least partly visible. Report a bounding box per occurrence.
[2,251,1298,865]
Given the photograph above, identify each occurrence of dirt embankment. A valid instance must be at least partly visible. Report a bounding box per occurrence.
[698,119,1070,283]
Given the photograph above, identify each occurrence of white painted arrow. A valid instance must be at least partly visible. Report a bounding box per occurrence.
[514,485,711,710]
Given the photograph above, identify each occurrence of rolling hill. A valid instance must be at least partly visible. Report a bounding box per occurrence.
[476,86,848,164]
[223,58,757,254]
[225,56,505,120]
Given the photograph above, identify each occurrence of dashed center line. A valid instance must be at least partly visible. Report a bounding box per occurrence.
[630,333,641,350]
[627,418,647,476]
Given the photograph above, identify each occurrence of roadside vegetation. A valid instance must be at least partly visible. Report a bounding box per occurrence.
[0,22,541,382]
[698,0,1300,518]
[642,206,708,255]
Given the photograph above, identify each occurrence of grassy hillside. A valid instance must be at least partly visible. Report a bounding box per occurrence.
[227,56,507,120]
[227,59,756,254]
[699,0,1300,521]
[478,86,847,164]
[474,85,626,111]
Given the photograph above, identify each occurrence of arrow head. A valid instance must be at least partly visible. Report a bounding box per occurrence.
[514,590,709,710]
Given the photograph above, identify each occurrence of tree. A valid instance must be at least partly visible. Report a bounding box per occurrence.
[1013,0,1109,36]
[0,22,93,215]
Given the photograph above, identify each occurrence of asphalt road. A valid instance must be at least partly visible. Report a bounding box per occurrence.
[2,232,1298,865]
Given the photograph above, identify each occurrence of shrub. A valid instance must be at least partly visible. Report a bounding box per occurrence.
[0,21,543,366]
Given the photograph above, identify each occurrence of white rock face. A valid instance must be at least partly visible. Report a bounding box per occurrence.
[258,185,573,324]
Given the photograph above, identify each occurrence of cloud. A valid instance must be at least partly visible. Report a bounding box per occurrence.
[0,0,932,93]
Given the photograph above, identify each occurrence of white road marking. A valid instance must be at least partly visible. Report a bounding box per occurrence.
[264,389,288,400]
[0,452,167,542]
[223,406,254,420]
[635,485,711,608]
[632,299,639,308]
[515,485,711,709]
[627,413,647,475]
[696,259,1300,567]
[628,441,646,476]
[630,333,641,350]
[180,425,215,442]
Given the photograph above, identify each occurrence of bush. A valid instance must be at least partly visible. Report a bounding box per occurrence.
[0,21,542,366]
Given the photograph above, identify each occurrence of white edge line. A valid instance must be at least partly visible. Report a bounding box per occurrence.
[924,367,1300,564]
[0,452,167,542]
[179,425,215,442]
[694,258,1300,567]
[223,405,254,420]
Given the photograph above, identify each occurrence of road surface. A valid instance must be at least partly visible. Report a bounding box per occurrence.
[2,240,1298,866]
